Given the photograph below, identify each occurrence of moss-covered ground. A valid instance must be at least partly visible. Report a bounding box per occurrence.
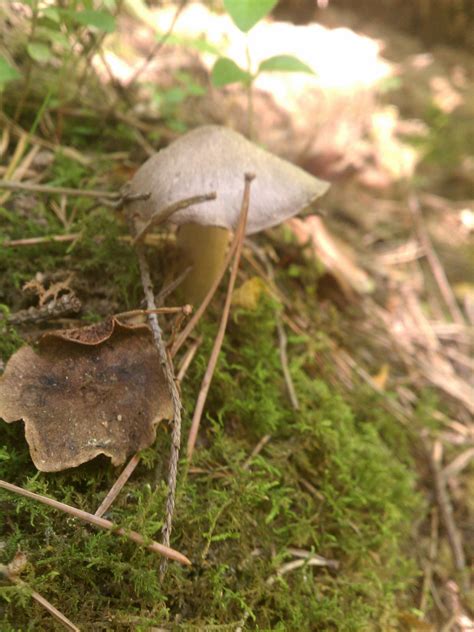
[0,191,425,629]
[1,3,472,628]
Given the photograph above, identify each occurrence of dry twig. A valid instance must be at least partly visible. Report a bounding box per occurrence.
[0,179,119,199]
[176,336,203,385]
[0,179,151,211]
[132,192,216,245]
[3,234,81,247]
[0,112,90,166]
[427,441,467,588]
[186,173,255,460]
[134,244,183,577]
[0,479,190,565]
[0,562,79,632]
[126,0,189,88]
[266,550,339,586]
[94,453,141,518]
[243,434,271,470]
[93,306,193,521]
[409,196,466,325]
[2,293,81,325]
[420,508,439,613]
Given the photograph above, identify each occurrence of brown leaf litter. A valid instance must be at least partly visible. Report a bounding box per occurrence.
[0,317,173,471]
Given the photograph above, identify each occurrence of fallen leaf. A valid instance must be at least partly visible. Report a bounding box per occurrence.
[288,216,375,297]
[371,363,390,390]
[0,318,173,471]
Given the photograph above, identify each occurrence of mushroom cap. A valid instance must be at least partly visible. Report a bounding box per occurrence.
[127,125,329,236]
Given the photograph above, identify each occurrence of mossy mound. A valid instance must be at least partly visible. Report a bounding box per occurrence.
[1,231,423,629]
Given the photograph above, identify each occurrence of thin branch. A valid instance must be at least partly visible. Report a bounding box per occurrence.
[442,448,474,480]
[114,305,192,321]
[156,266,192,306]
[2,234,80,247]
[409,195,466,325]
[176,336,203,385]
[244,240,300,410]
[126,0,189,88]
[2,293,81,325]
[134,243,183,578]
[276,317,300,410]
[0,565,80,632]
[266,552,339,586]
[243,434,271,470]
[95,453,141,518]
[427,442,466,585]
[187,173,255,460]
[0,112,91,166]
[3,229,166,248]
[132,192,216,245]
[420,508,439,614]
[0,179,119,199]
[0,479,190,566]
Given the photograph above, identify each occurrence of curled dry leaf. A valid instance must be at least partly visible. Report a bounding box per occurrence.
[0,318,173,471]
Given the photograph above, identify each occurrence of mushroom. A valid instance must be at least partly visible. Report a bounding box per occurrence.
[126,125,329,303]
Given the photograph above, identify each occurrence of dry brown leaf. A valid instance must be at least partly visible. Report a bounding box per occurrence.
[0,318,173,471]
[288,215,375,297]
[371,363,390,390]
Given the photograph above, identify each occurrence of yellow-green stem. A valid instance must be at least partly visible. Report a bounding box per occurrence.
[176,224,231,306]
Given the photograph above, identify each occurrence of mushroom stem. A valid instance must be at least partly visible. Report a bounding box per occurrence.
[176,223,231,305]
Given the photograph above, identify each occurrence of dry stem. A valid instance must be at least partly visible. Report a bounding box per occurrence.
[126,0,189,88]
[131,192,216,244]
[409,195,466,325]
[176,336,203,385]
[0,179,119,199]
[0,565,80,632]
[134,244,183,578]
[186,173,255,460]
[427,441,467,588]
[3,233,81,247]
[94,453,141,518]
[0,479,190,565]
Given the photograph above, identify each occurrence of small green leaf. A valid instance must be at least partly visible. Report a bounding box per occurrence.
[224,0,278,32]
[164,33,221,55]
[27,42,52,63]
[258,55,314,74]
[0,57,21,86]
[41,7,60,23]
[211,57,252,87]
[74,10,116,32]
[41,28,69,47]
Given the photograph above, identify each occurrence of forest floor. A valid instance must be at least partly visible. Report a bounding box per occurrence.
[0,2,473,630]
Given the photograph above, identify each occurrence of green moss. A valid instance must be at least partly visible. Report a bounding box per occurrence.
[1,296,423,630]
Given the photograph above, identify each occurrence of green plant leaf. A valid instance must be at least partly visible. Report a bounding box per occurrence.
[163,33,221,55]
[26,42,52,63]
[258,55,314,74]
[211,57,252,87]
[0,57,21,86]
[41,7,60,23]
[223,0,278,32]
[74,10,116,32]
[40,27,69,47]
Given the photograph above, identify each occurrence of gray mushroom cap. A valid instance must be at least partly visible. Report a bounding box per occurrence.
[127,125,329,236]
